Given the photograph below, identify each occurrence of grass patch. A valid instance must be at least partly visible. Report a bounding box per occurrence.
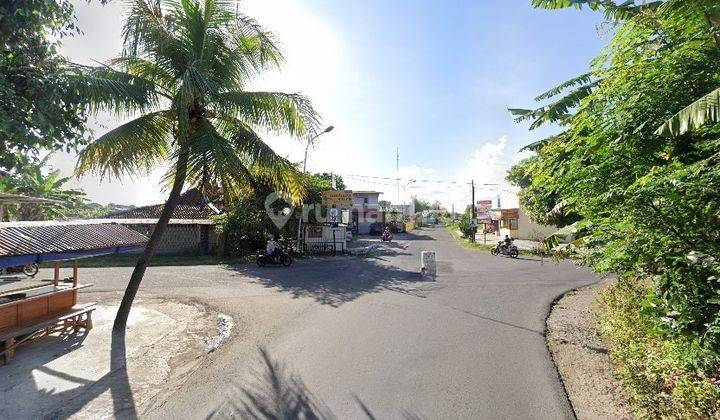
[446,225,495,251]
[41,253,253,268]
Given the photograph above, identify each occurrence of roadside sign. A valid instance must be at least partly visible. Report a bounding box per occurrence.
[322,190,353,206]
[501,209,519,219]
[476,200,493,220]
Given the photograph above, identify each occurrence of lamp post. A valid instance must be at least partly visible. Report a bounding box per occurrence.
[402,179,416,220]
[302,126,334,172]
[297,125,334,252]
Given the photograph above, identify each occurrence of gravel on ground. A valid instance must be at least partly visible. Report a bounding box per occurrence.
[546,280,633,420]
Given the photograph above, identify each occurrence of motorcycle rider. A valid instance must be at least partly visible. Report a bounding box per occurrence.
[498,234,513,252]
[266,235,280,262]
[503,235,513,249]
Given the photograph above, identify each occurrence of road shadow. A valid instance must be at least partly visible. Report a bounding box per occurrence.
[207,347,425,420]
[399,233,436,241]
[229,257,428,307]
[0,328,137,419]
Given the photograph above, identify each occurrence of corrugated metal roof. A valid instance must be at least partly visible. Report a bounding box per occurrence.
[0,222,148,257]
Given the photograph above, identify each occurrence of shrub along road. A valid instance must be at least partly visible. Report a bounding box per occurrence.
[73,227,598,419]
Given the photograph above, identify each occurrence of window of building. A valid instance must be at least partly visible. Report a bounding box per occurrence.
[508,218,518,230]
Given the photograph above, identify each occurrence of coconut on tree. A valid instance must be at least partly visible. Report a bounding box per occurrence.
[75,0,319,331]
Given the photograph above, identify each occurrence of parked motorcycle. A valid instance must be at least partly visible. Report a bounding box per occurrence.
[491,242,519,259]
[256,247,293,267]
[1,263,39,277]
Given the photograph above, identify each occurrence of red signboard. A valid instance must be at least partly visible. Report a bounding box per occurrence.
[501,209,519,219]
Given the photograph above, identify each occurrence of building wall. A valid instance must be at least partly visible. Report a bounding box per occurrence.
[123,224,218,255]
[352,193,380,207]
[497,207,559,240]
[517,207,558,240]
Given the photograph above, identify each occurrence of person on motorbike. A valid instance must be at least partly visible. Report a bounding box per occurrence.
[502,235,513,250]
[266,235,280,261]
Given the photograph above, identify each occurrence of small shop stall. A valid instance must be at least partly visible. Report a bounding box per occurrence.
[0,221,148,364]
[304,225,347,254]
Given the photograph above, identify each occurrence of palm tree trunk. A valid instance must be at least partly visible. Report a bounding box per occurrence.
[113,147,189,331]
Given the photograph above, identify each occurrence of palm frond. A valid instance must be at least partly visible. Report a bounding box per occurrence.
[107,56,178,93]
[69,65,162,115]
[214,115,306,202]
[519,132,567,152]
[215,91,320,137]
[532,0,663,21]
[655,87,720,137]
[76,111,172,178]
[509,81,596,130]
[179,118,259,200]
[122,0,193,76]
[534,72,596,101]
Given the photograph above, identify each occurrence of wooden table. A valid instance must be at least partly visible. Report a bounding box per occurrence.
[0,284,92,333]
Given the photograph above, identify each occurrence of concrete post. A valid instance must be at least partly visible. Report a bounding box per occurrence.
[421,251,436,280]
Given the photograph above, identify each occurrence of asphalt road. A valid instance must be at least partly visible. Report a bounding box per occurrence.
[76,227,598,419]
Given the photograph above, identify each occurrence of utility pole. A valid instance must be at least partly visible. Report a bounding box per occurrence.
[396,147,400,204]
[471,180,476,243]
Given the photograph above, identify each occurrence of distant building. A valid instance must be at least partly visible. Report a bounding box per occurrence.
[489,206,558,240]
[102,189,221,255]
[391,202,415,219]
[351,191,382,234]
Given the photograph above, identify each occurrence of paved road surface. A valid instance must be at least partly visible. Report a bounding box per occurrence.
[76,227,597,419]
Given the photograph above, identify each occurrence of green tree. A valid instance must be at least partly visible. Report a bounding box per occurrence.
[511,0,720,341]
[412,196,431,213]
[0,0,90,172]
[1,158,86,221]
[75,0,319,330]
[15,164,85,221]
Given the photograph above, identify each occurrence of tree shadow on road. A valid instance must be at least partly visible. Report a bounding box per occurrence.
[207,347,425,420]
[0,328,137,419]
[228,257,430,307]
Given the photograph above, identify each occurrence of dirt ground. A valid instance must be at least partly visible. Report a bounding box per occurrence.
[0,298,219,419]
[546,281,633,419]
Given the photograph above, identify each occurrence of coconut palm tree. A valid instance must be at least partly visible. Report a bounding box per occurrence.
[75,0,319,330]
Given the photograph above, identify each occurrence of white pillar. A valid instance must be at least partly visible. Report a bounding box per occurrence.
[421,251,436,280]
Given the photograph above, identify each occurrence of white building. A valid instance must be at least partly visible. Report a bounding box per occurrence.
[351,191,382,234]
[493,206,559,241]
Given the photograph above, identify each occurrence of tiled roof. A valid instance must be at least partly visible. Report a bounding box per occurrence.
[0,222,148,257]
[104,188,220,220]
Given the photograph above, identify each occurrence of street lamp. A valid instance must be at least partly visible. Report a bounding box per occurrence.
[302,125,334,172]
[402,179,416,220]
[297,125,335,252]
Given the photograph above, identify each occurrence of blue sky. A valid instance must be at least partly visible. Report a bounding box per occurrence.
[55,0,608,208]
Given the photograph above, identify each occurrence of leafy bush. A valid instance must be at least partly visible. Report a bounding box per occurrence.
[599,278,720,419]
[213,197,296,256]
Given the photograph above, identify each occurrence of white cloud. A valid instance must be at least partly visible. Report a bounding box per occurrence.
[409,135,520,213]
[398,165,436,179]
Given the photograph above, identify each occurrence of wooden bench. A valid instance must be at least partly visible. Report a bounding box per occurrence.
[0,303,96,364]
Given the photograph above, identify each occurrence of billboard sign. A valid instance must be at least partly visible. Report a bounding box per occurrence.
[322,190,353,206]
[476,200,493,220]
